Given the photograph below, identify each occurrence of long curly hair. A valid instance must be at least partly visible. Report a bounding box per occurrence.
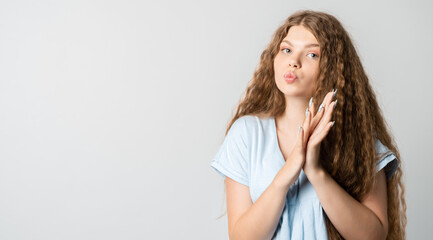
[220,10,406,239]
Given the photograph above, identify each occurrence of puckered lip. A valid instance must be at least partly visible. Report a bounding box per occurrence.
[284,71,297,80]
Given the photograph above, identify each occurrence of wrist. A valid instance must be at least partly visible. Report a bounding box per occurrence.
[271,178,292,193]
[273,168,300,192]
[305,166,326,184]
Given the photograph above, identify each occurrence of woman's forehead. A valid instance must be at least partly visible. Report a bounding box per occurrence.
[281,26,320,47]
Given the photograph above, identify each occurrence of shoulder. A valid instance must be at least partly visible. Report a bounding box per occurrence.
[230,114,272,132]
[374,138,400,180]
[374,138,393,158]
[235,114,260,123]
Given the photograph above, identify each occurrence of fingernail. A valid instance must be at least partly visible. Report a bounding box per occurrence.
[333,100,337,109]
[331,121,335,127]
[333,89,337,98]
[305,107,309,117]
[318,103,324,112]
[298,125,302,133]
[309,97,313,107]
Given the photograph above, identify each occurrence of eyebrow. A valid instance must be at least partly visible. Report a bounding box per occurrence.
[281,40,320,48]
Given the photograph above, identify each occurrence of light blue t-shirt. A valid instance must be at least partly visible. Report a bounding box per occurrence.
[210,115,399,240]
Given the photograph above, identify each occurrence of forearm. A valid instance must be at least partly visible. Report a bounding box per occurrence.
[308,169,386,240]
[230,172,295,240]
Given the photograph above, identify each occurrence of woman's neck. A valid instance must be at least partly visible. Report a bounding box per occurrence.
[275,96,310,135]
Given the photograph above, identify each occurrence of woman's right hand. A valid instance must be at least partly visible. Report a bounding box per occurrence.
[273,106,312,192]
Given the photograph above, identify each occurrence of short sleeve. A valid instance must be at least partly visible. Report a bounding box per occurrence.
[375,139,399,181]
[210,117,250,186]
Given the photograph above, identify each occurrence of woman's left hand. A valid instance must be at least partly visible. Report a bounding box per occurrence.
[303,90,337,177]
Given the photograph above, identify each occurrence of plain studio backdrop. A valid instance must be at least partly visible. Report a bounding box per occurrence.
[0,0,431,239]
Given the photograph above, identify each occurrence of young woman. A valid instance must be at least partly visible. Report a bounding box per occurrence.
[210,10,406,240]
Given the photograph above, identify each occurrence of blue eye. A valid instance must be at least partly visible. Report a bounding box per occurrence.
[282,48,291,53]
[308,53,319,58]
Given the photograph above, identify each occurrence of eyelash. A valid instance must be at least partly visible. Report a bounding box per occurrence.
[281,48,319,58]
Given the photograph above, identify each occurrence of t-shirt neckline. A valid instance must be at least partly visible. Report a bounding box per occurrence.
[272,116,287,166]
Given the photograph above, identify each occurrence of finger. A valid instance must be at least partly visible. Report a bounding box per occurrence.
[324,90,336,111]
[310,101,325,133]
[310,91,331,129]
[318,91,334,113]
[309,120,335,146]
[311,90,334,132]
[297,125,305,150]
[302,106,312,145]
[308,97,316,124]
[315,100,336,133]
[309,97,315,118]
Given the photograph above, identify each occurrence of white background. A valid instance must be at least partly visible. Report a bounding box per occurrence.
[0,0,431,239]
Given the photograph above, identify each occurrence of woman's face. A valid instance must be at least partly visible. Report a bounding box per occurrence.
[273,25,321,98]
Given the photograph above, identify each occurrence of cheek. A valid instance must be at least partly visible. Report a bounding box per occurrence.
[273,63,282,78]
[273,58,280,71]
[273,55,285,69]
[309,63,320,78]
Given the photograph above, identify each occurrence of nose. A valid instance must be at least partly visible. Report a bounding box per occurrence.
[289,62,299,68]
[288,55,301,68]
